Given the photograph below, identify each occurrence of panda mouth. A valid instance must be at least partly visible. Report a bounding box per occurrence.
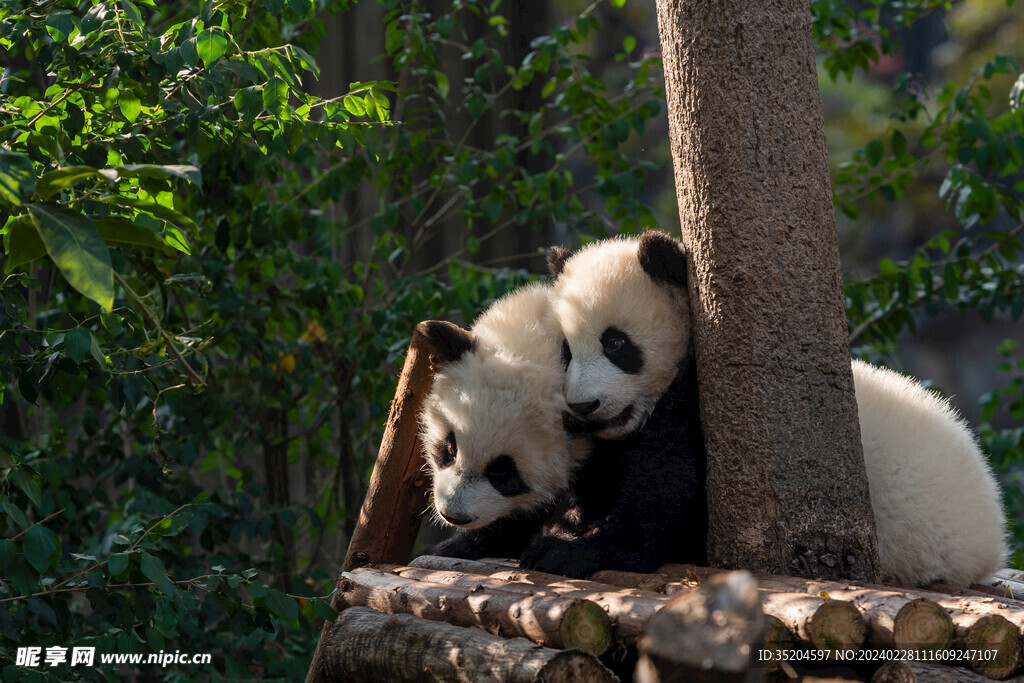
[562,405,634,434]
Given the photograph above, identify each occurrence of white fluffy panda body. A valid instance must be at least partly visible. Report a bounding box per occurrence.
[418,283,588,541]
[547,232,1007,586]
[852,359,1007,585]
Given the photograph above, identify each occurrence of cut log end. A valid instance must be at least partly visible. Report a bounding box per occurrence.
[892,598,954,652]
[962,614,1023,680]
[560,599,613,655]
[808,599,867,653]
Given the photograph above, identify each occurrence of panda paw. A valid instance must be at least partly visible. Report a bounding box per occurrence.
[519,537,603,579]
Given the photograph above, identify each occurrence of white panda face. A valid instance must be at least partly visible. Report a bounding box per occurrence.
[420,357,575,529]
[551,233,691,440]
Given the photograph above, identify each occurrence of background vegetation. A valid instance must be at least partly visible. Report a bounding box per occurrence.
[0,0,1021,679]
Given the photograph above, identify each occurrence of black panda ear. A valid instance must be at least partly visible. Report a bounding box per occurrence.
[547,246,574,279]
[638,231,688,289]
[416,320,475,365]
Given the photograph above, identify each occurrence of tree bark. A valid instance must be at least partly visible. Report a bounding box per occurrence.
[655,0,880,581]
[873,661,1010,683]
[635,571,766,683]
[323,607,617,683]
[382,563,661,643]
[336,567,613,655]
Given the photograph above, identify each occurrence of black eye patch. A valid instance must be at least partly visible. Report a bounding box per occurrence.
[600,326,643,374]
[485,454,528,497]
[561,339,572,370]
[434,431,457,469]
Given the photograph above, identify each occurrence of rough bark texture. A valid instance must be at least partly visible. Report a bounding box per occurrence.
[410,555,654,595]
[635,571,765,683]
[322,607,617,683]
[654,0,880,581]
[336,567,613,655]
[383,564,662,643]
[342,329,435,571]
[306,331,435,683]
[873,661,1013,683]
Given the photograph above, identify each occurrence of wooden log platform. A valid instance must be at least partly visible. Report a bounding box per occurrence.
[336,566,613,655]
[323,606,617,682]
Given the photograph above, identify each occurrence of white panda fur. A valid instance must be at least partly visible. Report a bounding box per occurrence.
[548,232,1007,586]
[418,282,589,535]
[852,359,1007,586]
[551,236,692,439]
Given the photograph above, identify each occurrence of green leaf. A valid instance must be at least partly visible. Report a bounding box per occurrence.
[262,77,290,117]
[234,86,264,122]
[434,72,450,99]
[105,164,202,185]
[63,328,92,364]
[196,29,227,68]
[609,0,625,6]
[343,94,365,116]
[0,151,36,207]
[95,218,177,255]
[288,0,312,19]
[140,552,176,595]
[45,10,74,43]
[108,552,130,578]
[3,499,29,529]
[36,166,100,199]
[119,93,142,123]
[264,588,299,623]
[98,195,196,231]
[224,59,262,83]
[24,525,58,575]
[119,0,144,29]
[892,130,907,157]
[2,216,47,274]
[9,466,41,508]
[865,140,884,166]
[162,225,192,255]
[623,35,636,53]
[0,539,15,572]
[290,45,320,78]
[314,597,338,620]
[28,204,114,311]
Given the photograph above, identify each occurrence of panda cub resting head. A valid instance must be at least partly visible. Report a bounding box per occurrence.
[519,231,709,578]
[417,283,590,559]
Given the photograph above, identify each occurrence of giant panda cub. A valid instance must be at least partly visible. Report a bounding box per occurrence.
[417,283,590,559]
[526,231,1006,586]
[519,232,708,578]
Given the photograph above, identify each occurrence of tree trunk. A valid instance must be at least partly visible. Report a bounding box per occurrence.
[654,0,880,581]
[323,607,617,683]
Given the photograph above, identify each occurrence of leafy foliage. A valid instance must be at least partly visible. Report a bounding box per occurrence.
[1,0,1022,678]
[0,0,662,678]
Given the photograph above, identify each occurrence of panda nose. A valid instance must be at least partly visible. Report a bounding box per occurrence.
[438,510,473,526]
[569,400,600,416]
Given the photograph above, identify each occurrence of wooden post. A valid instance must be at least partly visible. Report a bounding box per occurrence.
[306,329,436,683]
[635,570,766,683]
